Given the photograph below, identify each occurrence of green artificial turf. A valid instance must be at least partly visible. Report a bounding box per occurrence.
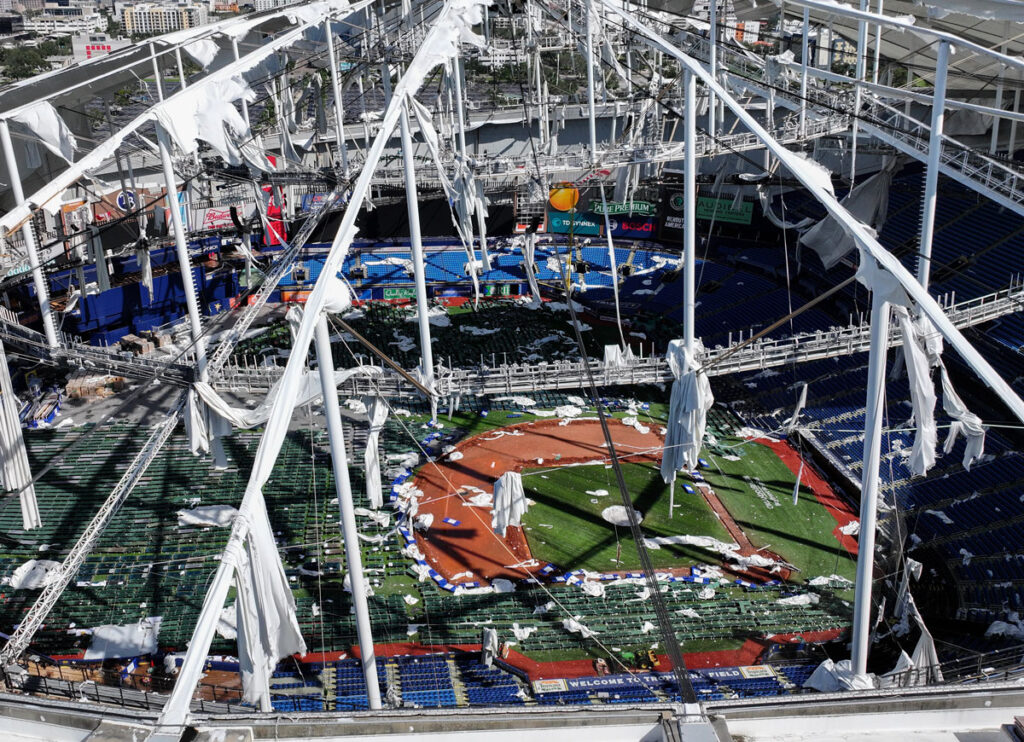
[701,439,858,586]
[520,462,733,572]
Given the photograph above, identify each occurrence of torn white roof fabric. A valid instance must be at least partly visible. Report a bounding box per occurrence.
[5,559,60,590]
[193,365,382,431]
[362,396,390,509]
[235,490,307,708]
[895,307,938,477]
[803,658,877,693]
[492,471,527,537]
[940,367,986,470]
[178,505,239,528]
[84,617,161,660]
[184,39,220,69]
[800,165,893,270]
[9,101,77,163]
[661,339,714,482]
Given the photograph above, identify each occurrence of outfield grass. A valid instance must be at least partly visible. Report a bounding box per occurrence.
[520,462,733,572]
[702,439,858,586]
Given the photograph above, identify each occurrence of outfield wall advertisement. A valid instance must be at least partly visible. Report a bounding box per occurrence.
[531,666,776,694]
[659,190,753,242]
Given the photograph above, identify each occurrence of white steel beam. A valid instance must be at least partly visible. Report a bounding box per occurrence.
[917,40,950,290]
[850,293,890,676]
[314,317,382,709]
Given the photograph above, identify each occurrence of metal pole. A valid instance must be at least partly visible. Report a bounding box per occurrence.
[155,123,207,377]
[324,18,350,176]
[800,7,810,135]
[0,120,58,348]
[149,42,164,102]
[314,316,382,710]
[399,105,435,399]
[708,0,717,139]
[1011,87,1019,155]
[872,0,883,85]
[917,40,949,291]
[850,0,868,185]
[453,58,469,161]
[174,46,188,90]
[991,34,1008,155]
[683,70,696,355]
[585,1,598,164]
[851,291,890,676]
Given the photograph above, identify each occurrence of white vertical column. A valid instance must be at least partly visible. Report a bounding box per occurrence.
[155,123,207,375]
[872,0,884,85]
[399,105,435,405]
[800,7,810,136]
[585,1,598,164]
[683,70,696,355]
[174,46,188,89]
[1010,88,1022,155]
[708,0,718,140]
[851,291,891,676]
[917,40,949,291]
[314,316,382,710]
[453,59,469,157]
[991,35,1008,155]
[324,18,350,176]
[850,0,868,185]
[0,120,59,348]
[150,42,164,102]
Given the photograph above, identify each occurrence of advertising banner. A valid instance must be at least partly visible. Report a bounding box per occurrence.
[383,287,417,300]
[547,211,602,236]
[302,192,330,212]
[696,196,753,224]
[588,200,655,216]
[660,191,753,242]
[532,666,776,694]
[607,215,658,239]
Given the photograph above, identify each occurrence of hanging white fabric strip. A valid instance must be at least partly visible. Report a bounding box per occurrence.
[184,387,211,455]
[0,340,40,530]
[90,228,110,294]
[895,307,937,477]
[801,164,895,270]
[492,471,527,536]
[9,101,77,163]
[940,367,986,470]
[522,233,542,305]
[137,247,154,303]
[660,339,714,483]
[155,76,272,171]
[756,185,817,231]
[362,395,389,509]
[234,490,307,708]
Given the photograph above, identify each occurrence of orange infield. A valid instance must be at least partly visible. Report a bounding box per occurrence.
[411,418,662,585]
